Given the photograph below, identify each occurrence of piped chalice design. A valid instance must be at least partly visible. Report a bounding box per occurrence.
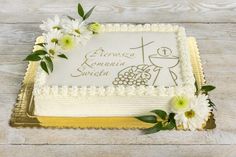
[149,47,179,87]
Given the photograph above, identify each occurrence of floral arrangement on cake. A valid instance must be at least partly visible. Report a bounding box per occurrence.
[135,84,215,134]
[24,3,101,74]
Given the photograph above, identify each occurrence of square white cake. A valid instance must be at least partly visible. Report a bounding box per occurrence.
[33,24,195,117]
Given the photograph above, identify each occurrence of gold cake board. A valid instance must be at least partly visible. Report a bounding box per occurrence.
[10,37,216,129]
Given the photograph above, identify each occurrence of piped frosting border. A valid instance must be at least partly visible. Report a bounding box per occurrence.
[33,24,195,97]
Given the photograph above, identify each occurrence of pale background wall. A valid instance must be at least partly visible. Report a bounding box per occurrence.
[0,0,236,156]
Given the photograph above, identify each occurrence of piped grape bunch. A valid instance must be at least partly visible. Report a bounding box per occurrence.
[113,65,152,86]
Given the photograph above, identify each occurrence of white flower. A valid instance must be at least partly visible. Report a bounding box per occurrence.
[174,94,211,131]
[170,95,190,113]
[33,45,44,52]
[35,36,45,44]
[44,42,61,56]
[43,29,63,45]
[40,15,62,31]
[63,18,92,45]
[59,35,75,50]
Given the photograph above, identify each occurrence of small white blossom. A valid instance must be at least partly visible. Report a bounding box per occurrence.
[40,15,62,31]
[174,94,211,131]
[43,29,63,45]
[63,18,92,45]
[44,42,61,56]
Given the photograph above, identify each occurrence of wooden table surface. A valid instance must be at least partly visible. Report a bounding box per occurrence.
[0,0,236,156]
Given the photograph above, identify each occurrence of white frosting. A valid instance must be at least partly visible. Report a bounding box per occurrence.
[33,24,195,97]
[34,95,173,117]
[33,23,196,117]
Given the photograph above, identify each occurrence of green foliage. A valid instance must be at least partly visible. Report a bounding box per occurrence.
[135,110,176,134]
[135,115,157,123]
[45,56,53,72]
[143,123,163,134]
[35,43,46,47]
[77,3,95,21]
[24,53,41,61]
[40,61,49,74]
[77,3,84,17]
[151,110,167,120]
[83,6,95,20]
[66,15,75,21]
[24,50,47,61]
[195,82,216,110]
[57,54,68,59]
[33,50,47,56]
[201,85,216,94]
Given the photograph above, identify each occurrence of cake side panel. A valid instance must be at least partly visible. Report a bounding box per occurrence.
[34,95,172,117]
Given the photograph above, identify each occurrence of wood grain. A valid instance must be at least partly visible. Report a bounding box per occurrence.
[0,0,236,23]
[0,145,236,157]
[0,0,236,156]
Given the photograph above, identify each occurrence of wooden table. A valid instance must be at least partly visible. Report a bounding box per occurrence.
[0,0,236,156]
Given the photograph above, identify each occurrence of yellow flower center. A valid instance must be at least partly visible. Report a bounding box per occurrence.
[60,35,75,50]
[185,110,195,119]
[171,95,189,112]
[49,49,55,55]
[51,38,58,43]
[52,26,61,30]
[74,29,81,34]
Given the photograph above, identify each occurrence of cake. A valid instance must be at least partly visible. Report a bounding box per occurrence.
[33,24,195,116]
[24,3,215,132]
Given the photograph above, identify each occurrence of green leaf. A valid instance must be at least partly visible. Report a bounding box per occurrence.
[33,50,47,56]
[67,15,75,21]
[24,54,41,61]
[44,56,53,72]
[77,3,84,17]
[167,113,176,129]
[143,123,162,134]
[163,122,176,130]
[201,85,216,93]
[83,6,95,20]
[151,110,167,120]
[57,54,68,59]
[168,113,176,120]
[194,81,199,94]
[35,43,46,47]
[135,115,157,123]
[208,98,217,110]
[40,61,49,74]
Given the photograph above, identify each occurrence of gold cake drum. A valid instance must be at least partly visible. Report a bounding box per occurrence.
[10,37,216,129]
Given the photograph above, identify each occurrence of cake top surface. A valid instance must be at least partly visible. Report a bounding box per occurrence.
[33,24,195,96]
[46,31,181,87]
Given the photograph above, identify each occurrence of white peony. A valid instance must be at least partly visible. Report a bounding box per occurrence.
[174,94,211,131]
[43,29,63,45]
[62,18,92,45]
[40,15,62,31]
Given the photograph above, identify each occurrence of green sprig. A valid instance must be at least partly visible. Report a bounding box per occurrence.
[135,110,176,134]
[77,3,95,21]
[57,54,68,59]
[201,85,216,94]
[24,49,54,74]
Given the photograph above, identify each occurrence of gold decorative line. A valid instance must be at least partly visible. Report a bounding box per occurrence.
[141,37,145,64]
